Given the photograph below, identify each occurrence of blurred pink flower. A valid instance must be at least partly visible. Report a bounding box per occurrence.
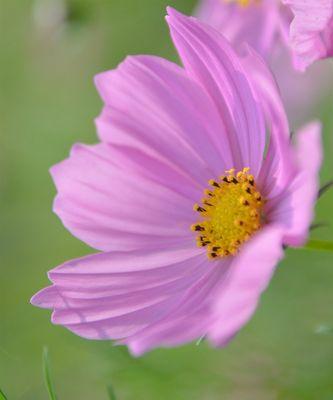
[31,8,322,356]
[285,0,333,71]
[197,0,333,70]
[196,0,333,124]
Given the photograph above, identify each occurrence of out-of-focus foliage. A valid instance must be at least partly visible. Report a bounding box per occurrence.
[0,1,333,399]
[43,347,58,400]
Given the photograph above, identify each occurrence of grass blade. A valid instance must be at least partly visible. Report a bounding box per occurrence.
[0,388,7,400]
[106,384,117,400]
[43,347,58,400]
[304,239,333,253]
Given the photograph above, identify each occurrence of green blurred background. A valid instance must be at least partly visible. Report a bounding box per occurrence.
[1,1,333,399]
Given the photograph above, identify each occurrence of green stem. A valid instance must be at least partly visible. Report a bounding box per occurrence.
[303,240,333,253]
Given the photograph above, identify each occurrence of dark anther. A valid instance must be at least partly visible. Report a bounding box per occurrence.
[212,181,220,188]
[195,225,205,231]
[210,253,217,258]
[212,246,220,252]
[246,188,251,194]
[204,202,213,207]
[196,206,206,212]
[232,178,238,184]
[222,177,229,183]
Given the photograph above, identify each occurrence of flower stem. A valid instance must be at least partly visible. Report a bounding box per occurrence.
[304,240,333,252]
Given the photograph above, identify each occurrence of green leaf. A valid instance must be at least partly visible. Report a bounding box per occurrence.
[0,388,7,400]
[107,384,117,400]
[304,239,333,253]
[43,347,58,400]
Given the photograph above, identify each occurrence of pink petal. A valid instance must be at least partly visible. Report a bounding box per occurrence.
[124,259,232,356]
[208,225,284,346]
[283,0,333,70]
[166,7,266,177]
[95,55,234,184]
[267,121,322,246]
[31,248,212,341]
[51,142,196,252]
[240,46,297,199]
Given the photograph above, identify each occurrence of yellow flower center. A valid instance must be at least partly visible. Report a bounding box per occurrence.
[191,168,264,259]
[224,0,260,7]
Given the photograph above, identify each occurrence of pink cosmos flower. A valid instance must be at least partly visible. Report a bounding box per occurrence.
[196,0,333,71]
[196,0,333,125]
[31,8,322,356]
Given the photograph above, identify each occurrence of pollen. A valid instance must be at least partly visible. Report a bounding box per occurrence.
[191,168,264,260]
[224,0,260,7]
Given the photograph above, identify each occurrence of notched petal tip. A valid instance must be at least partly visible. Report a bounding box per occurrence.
[165,6,197,30]
[166,6,178,17]
[93,70,110,92]
[126,341,146,357]
[30,285,59,309]
[49,142,86,185]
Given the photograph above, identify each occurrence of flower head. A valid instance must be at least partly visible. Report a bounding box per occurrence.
[31,8,322,356]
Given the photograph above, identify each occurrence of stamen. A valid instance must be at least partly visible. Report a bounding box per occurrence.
[191,167,264,260]
[204,189,214,197]
[248,175,255,185]
[223,0,260,7]
[208,180,220,188]
[191,224,205,232]
[254,192,262,201]
[193,204,206,213]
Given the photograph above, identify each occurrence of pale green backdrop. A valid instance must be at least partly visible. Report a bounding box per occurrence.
[1,1,333,399]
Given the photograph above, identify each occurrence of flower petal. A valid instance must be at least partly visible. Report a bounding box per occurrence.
[31,248,212,342]
[95,55,234,183]
[283,0,333,70]
[267,121,322,247]
[240,46,297,199]
[123,259,232,356]
[207,225,284,346]
[166,7,266,176]
[51,142,196,252]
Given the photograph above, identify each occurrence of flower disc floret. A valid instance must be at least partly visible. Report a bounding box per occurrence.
[192,168,264,259]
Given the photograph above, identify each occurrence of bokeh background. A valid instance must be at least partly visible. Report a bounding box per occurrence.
[1,1,333,399]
